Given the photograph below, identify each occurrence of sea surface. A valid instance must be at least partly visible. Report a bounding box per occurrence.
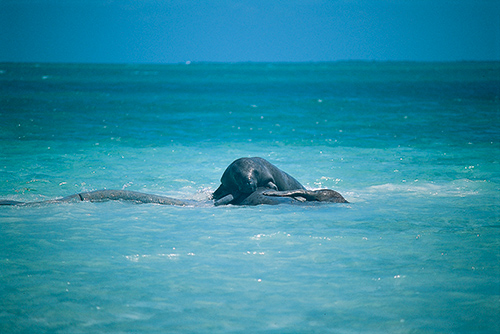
[0,62,499,333]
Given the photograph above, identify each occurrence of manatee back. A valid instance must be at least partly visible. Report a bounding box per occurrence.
[252,157,305,191]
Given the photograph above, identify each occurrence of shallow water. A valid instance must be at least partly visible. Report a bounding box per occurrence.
[1,62,499,333]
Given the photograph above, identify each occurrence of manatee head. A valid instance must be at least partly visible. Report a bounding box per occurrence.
[224,159,259,194]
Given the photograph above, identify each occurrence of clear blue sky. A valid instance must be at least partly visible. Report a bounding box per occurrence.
[1,0,499,63]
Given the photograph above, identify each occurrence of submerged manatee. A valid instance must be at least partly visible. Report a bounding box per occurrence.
[0,187,348,207]
[0,190,197,207]
[1,157,348,207]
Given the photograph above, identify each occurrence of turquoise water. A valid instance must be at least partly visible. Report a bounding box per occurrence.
[1,62,499,333]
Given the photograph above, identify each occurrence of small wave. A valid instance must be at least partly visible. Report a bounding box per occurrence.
[124,251,196,262]
[364,179,483,197]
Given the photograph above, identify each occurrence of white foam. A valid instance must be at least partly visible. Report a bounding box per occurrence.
[364,179,482,197]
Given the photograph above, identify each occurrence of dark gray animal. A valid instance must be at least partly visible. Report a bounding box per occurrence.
[235,187,348,206]
[263,188,348,203]
[0,190,196,207]
[0,188,348,207]
[212,157,306,206]
[1,157,348,207]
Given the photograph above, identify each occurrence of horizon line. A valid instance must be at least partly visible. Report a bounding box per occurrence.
[2,59,500,66]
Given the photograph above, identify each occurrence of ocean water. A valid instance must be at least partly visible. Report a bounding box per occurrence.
[0,62,499,333]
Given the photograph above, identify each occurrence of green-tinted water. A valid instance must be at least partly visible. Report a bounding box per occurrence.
[1,62,499,333]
